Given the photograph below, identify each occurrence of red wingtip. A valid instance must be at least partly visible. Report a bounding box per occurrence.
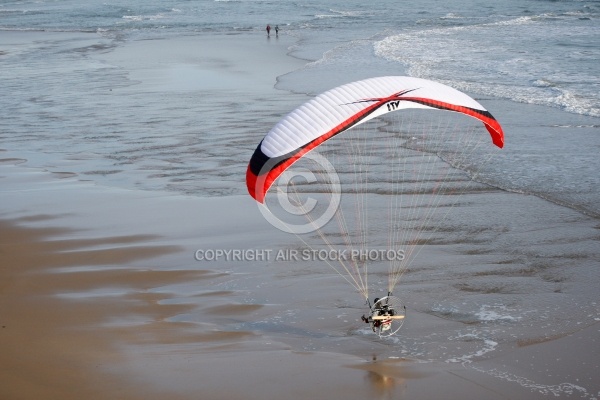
[485,122,505,149]
[246,166,265,203]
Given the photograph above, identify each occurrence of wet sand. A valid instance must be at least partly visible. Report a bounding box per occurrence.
[1,31,599,400]
[2,160,599,399]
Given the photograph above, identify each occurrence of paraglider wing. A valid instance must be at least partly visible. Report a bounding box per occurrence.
[246,76,504,203]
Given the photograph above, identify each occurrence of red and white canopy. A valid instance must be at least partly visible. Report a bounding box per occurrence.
[247,76,504,203]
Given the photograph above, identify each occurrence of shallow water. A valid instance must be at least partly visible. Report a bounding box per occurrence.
[1,1,599,212]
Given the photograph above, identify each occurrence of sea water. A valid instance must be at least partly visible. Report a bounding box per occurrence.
[1,1,599,396]
[1,0,598,214]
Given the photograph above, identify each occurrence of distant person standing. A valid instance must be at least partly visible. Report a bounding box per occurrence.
[275,25,279,36]
[266,24,271,36]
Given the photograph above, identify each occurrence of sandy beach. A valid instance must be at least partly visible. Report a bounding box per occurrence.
[2,30,599,400]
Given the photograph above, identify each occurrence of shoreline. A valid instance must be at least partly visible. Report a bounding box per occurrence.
[2,30,599,400]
